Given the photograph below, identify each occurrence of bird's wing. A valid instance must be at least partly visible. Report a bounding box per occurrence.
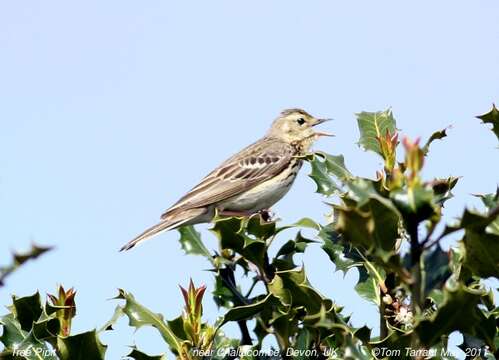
[161,138,293,218]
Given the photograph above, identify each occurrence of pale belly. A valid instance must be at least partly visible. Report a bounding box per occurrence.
[219,161,302,213]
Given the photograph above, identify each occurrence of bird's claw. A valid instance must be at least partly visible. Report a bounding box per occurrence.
[259,209,274,222]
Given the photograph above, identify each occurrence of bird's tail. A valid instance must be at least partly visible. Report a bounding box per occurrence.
[120,208,206,251]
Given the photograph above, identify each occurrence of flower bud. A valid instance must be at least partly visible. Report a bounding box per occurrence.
[376,129,399,170]
[48,285,76,337]
[179,279,207,345]
[402,137,424,176]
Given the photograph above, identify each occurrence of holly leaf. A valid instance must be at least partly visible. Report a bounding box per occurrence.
[341,179,401,254]
[308,154,340,196]
[290,217,321,230]
[57,330,106,360]
[391,182,436,221]
[212,275,235,309]
[355,265,385,306]
[11,292,43,332]
[99,306,123,332]
[273,232,316,271]
[306,152,353,196]
[319,226,361,274]
[370,328,412,359]
[0,245,52,287]
[431,177,459,205]
[293,328,312,360]
[113,289,182,354]
[447,203,499,280]
[275,232,316,258]
[275,217,320,236]
[356,109,397,155]
[353,325,372,344]
[210,332,239,360]
[423,246,452,296]
[363,197,400,254]
[177,226,214,265]
[268,267,324,314]
[475,187,499,209]
[315,151,353,181]
[342,335,373,360]
[246,214,276,240]
[0,292,59,355]
[474,189,499,235]
[476,104,499,142]
[423,128,449,155]
[0,314,57,360]
[32,309,59,342]
[0,313,27,349]
[166,316,188,341]
[460,230,499,279]
[416,281,496,349]
[335,196,400,261]
[125,347,167,360]
[211,217,266,270]
[219,294,274,326]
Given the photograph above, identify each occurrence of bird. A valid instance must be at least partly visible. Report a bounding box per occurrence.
[120,109,332,251]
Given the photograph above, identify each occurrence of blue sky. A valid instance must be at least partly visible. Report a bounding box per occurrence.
[1,1,498,359]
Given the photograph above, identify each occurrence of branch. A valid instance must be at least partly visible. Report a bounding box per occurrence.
[420,221,437,247]
[219,267,252,345]
[219,267,249,305]
[423,205,499,250]
[244,278,258,298]
[408,220,424,354]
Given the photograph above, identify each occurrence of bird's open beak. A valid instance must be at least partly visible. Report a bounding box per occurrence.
[313,118,334,138]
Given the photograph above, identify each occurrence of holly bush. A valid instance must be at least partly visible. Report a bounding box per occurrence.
[1,106,498,359]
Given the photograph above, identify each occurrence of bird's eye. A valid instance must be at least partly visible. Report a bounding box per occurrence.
[297,118,306,125]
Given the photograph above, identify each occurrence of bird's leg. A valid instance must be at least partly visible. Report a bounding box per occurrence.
[259,209,274,222]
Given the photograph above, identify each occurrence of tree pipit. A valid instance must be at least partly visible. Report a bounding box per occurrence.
[121,109,332,251]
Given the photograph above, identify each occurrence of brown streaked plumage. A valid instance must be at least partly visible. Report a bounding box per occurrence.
[120,109,331,251]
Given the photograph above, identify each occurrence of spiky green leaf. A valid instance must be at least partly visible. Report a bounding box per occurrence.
[268,267,324,314]
[423,128,448,155]
[0,245,52,287]
[0,314,57,360]
[57,330,106,360]
[431,177,459,205]
[211,217,266,269]
[460,230,499,279]
[319,226,360,274]
[178,226,214,265]
[220,294,274,326]
[125,347,167,360]
[355,264,386,306]
[335,196,400,261]
[391,182,436,221]
[11,292,43,332]
[315,151,353,181]
[475,189,499,235]
[423,246,452,296]
[308,155,340,196]
[356,109,397,155]
[476,104,499,142]
[114,289,181,354]
[416,281,496,349]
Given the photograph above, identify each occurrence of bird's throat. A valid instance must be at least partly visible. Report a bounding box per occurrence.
[292,137,314,155]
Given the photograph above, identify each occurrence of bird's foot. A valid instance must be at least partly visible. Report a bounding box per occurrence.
[258,209,274,222]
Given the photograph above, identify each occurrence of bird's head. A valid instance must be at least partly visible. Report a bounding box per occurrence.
[267,109,332,148]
